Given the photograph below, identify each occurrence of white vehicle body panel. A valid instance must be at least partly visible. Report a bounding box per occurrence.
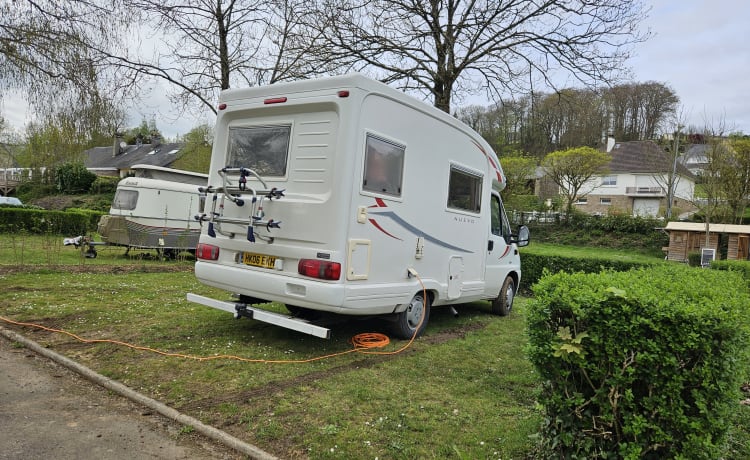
[192,74,522,321]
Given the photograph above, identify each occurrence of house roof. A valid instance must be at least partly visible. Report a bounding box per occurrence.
[608,140,694,178]
[83,142,184,170]
[665,221,750,234]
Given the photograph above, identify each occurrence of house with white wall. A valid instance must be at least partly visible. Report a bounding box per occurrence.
[572,140,696,218]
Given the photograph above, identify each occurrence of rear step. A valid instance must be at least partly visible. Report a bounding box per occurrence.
[186,293,331,339]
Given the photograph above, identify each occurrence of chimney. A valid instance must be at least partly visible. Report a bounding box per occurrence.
[112,132,125,157]
[606,134,615,153]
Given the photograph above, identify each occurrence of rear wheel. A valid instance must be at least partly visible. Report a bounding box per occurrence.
[391,292,431,339]
[491,276,515,316]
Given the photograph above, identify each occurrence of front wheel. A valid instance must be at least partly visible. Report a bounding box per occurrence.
[391,292,431,339]
[491,276,515,316]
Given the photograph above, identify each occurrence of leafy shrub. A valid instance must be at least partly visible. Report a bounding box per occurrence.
[0,207,104,234]
[687,251,702,267]
[527,265,750,459]
[710,259,750,287]
[520,250,656,291]
[55,161,97,194]
[89,176,120,194]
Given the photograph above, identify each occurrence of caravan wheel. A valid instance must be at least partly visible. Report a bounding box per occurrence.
[491,276,515,316]
[391,292,431,339]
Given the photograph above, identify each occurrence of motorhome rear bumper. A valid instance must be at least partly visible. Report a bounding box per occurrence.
[194,261,411,315]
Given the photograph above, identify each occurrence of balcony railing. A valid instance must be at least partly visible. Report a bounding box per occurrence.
[625,186,665,196]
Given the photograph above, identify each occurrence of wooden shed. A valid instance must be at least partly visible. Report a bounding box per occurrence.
[664,222,750,262]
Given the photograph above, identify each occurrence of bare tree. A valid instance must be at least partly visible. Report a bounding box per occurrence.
[722,136,750,224]
[98,0,327,115]
[312,0,650,114]
[0,1,130,104]
[604,82,679,141]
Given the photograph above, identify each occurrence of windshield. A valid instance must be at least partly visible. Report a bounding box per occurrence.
[227,125,291,177]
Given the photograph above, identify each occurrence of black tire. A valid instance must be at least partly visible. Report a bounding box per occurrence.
[391,292,431,339]
[491,276,515,316]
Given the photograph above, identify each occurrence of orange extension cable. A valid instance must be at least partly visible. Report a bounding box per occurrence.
[0,276,427,364]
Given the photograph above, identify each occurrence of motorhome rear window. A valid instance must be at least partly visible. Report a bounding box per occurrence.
[447,166,482,213]
[363,135,404,197]
[112,189,138,210]
[227,125,291,176]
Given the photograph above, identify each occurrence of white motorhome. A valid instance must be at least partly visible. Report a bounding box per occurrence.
[188,74,529,339]
[98,165,208,257]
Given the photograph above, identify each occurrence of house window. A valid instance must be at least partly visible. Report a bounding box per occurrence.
[227,125,291,177]
[447,165,483,213]
[112,189,138,210]
[600,197,612,205]
[575,197,588,205]
[602,175,617,186]
[363,134,405,197]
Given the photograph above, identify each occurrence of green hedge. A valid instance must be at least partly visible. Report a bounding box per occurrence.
[520,251,656,291]
[710,259,750,286]
[0,207,105,234]
[527,265,750,459]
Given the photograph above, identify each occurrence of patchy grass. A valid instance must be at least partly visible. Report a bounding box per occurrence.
[0,233,195,267]
[0,269,540,459]
[1,235,746,459]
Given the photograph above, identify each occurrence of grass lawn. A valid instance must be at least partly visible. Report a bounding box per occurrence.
[0,258,540,458]
[1,235,747,458]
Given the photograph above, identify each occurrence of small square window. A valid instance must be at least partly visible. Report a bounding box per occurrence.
[227,125,291,176]
[112,189,138,210]
[602,175,617,186]
[363,135,405,197]
[447,166,483,213]
[575,197,588,205]
[600,198,612,205]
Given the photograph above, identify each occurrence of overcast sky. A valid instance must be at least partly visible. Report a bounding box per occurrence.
[627,0,750,134]
[2,0,749,140]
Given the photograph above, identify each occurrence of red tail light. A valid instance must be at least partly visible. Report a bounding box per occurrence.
[298,259,341,280]
[196,243,220,260]
[264,97,287,104]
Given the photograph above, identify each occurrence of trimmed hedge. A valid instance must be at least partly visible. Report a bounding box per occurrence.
[520,251,656,291]
[527,265,750,459]
[710,259,750,287]
[0,207,104,234]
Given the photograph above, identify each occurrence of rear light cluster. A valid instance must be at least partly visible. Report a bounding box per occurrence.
[298,259,341,280]
[196,243,220,260]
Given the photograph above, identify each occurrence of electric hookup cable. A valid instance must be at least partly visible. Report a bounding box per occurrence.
[0,276,427,364]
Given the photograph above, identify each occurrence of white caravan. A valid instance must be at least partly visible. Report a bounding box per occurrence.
[188,74,529,339]
[98,165,208,257]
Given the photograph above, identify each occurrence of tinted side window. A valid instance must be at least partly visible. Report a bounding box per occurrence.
[112,190,138,210]
[363,135,405,197]
[447,166,482,213]
[227,125,291,176]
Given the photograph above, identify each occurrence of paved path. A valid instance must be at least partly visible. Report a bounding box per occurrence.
[0,336,237,460]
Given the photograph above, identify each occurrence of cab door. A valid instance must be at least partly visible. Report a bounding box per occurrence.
[483,192,512,297]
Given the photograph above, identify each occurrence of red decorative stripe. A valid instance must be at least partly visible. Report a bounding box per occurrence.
[375,198,387,207]
[499,246,511,259]
[368,218,402,240]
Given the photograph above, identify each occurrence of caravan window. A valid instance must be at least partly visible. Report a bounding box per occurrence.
[447,166,482,213]
[112,189,138,210]
[227,125,291,176]
[363,135,405,197]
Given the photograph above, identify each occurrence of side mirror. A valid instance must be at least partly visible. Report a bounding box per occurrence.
[511,225,530,247]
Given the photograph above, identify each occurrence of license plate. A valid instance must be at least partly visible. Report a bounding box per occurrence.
[242,252,276,269]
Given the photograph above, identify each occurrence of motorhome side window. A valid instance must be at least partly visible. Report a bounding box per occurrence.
[227,125,291,176]
[362,135,405,197]
[112,189,138,210]
[491,194,512,242]
[447,166,482,213]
